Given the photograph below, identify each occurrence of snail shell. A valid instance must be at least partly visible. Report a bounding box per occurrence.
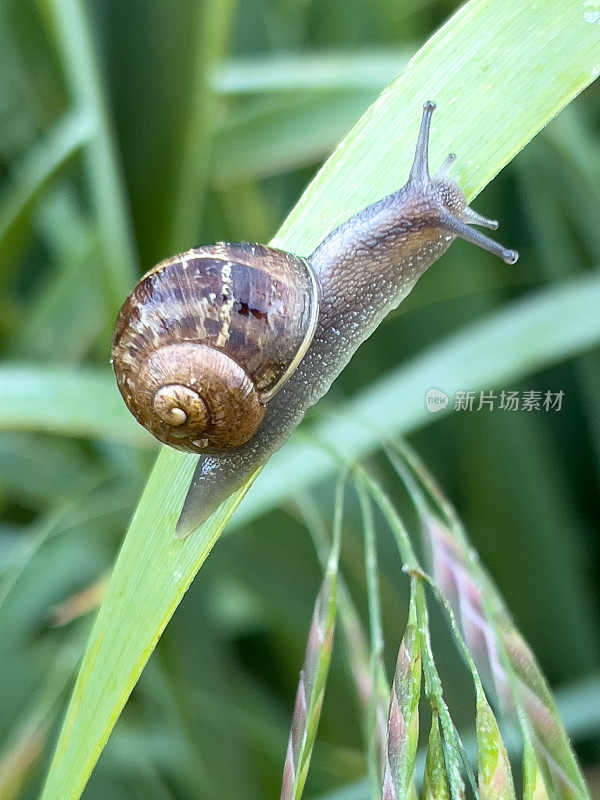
[111,243,319,452]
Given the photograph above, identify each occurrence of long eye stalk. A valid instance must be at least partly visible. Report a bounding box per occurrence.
[409,100,436,186]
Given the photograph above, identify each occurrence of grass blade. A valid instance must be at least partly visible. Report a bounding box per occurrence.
[280,477,344,800]
[381,577,421,800]
[410,576,470,800]
[356,481,389,798]
[0,364,152,446]
[40,448,259,800]
[37,0,139,307]
[523,740,553,800]
[293,493,377,725]
[167,0,235,251]
[213,51,409,95]
[476,690,517,800]
[422,709,451,800]
[280,570,337,800]
[0,109,92,269]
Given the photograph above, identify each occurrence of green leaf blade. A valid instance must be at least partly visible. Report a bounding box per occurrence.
[40,447,258,800]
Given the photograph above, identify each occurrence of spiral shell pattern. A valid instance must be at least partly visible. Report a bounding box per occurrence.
[111,243,318,452]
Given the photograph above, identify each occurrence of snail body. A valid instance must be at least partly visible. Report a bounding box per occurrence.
[111,102,518,538]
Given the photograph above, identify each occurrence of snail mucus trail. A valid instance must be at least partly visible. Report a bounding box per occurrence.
[112,101,518,539]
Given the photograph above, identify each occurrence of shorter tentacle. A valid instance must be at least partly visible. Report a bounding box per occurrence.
[461,205,499,230]
[436,152,456,177]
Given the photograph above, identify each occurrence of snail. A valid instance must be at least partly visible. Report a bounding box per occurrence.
[112,101,518,538]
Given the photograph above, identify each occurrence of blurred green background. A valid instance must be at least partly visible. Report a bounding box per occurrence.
[0,1,599,798]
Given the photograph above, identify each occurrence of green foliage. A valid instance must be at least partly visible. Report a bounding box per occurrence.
[380,579,421,800]
[281,478,343,800]
[0,0,599,799]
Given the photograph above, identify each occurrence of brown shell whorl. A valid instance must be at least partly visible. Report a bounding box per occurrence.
[111,243,318,454]
[122,342,265,452]
[152,384,207,428]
